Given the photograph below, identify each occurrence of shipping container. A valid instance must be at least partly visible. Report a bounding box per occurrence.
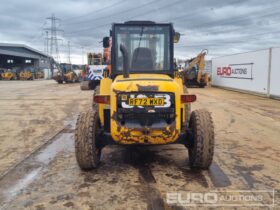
[211,48,280,98]
[269,47,280,98]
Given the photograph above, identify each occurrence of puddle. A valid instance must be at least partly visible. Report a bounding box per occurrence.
[6,168,41,198]
[36,133,73,164]
[0,131,74,207]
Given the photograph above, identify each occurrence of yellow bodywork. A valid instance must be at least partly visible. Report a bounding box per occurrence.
[184,50,209,86]
[19,71,33,80]
[64,71,78,82]
[99,74,186,145]
[1,72,16,80]
[36,70,44,79]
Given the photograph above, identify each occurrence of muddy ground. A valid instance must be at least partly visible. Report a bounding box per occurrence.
[0,80,279,210]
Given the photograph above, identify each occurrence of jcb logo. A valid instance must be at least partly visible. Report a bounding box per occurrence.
[217,67,231,76]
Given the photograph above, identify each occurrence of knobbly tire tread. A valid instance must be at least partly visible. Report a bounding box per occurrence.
[75,109,101,170]
[188,109,214,169]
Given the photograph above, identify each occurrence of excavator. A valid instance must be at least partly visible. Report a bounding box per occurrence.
[181,49,209,88]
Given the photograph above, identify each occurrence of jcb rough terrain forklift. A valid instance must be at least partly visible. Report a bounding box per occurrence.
[75,21,214,170]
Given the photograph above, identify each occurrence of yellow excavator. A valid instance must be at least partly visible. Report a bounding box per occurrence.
[181,49,209,88]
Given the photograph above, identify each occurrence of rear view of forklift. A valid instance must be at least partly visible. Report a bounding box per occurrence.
[75,21,214,170]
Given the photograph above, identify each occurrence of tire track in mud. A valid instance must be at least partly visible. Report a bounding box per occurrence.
[123,148,166,210]
[123,146,233,209]
[0,120,76,209]
[138,165,166,210]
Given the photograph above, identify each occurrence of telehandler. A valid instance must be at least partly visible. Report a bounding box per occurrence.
[75,21,214,170]
[19,71,33,80]
[1,70,17,80]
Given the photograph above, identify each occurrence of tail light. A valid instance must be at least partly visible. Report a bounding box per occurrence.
[181,94,196,103]
[94,95,110,104]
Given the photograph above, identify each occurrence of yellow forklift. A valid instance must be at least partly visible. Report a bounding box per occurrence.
[75,21,214,170]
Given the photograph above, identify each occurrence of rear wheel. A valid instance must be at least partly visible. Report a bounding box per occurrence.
[198,83,206,88]
[75,109,101,170]
[188,109,214,169]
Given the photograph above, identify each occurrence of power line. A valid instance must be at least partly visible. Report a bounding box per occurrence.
[63,0,181,35]
[63,0,130,22]
[63,0,165,29]
[175,30,280,48]
[63,0,280,37]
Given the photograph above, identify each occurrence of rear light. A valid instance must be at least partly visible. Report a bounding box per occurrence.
[94,95,110,104]
[181,94,196,103]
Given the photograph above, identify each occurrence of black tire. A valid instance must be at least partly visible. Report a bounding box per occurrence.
[89,80,99,90]
[188,109,214,169]
[199,83,206,88]
[72,75,78,83]
[92,85,100,108]
[75,109,101,170]
[57,80,63,84]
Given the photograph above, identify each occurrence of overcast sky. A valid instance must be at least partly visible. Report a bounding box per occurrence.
[0,0,279,64]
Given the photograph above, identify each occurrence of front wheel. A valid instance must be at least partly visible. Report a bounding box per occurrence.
[188,109,214,169]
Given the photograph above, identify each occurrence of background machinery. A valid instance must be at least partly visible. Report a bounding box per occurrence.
[19,71,33,80]
[1,69,18,80]
[181,49,209,88]
[80,52,108,90]
[53,63,79,84]
[75,21,215,171]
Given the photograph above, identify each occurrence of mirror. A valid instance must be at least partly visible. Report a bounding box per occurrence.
[173,32,180,43]
[103,37,110,48]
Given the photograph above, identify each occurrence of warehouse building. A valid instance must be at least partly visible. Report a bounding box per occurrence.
[0,43,52,71]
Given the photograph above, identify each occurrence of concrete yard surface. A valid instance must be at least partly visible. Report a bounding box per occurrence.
[0,81,279,209]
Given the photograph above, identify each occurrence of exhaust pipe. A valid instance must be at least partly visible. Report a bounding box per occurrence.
[120,43,129,78]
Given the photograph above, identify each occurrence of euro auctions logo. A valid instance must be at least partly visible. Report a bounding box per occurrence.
[217,63,254,79]
[217,67,233,76]
[166,190,275,207]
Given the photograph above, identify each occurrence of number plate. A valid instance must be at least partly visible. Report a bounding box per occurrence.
[128,98,165,106]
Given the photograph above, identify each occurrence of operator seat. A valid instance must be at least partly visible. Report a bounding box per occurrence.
[131,47,154,71]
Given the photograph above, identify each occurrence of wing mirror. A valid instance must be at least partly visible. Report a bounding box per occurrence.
[103,37,110,48]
